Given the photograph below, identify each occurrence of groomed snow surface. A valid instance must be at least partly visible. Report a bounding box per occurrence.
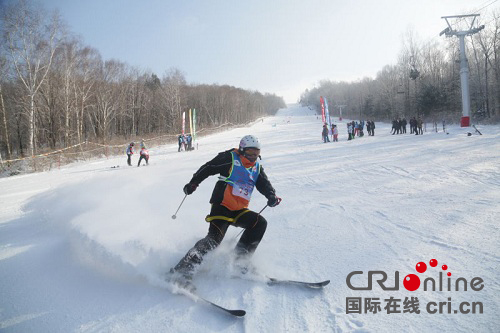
[0,104,498,332]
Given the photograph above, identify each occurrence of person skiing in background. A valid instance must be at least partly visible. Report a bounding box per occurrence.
[332,124,338,142]
[137,147,149,166]
[322,124,330,143]
[168,135,281,288]
[140,139,147,149]
[126,142,135,166]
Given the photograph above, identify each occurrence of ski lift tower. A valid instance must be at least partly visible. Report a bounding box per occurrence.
[440,14,484,127]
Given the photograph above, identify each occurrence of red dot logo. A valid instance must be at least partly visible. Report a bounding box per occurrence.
[403,274,421,291]
[429,259,438,267]
[447,272,451,276]
[416,262,427,273]
[442,265,448,270]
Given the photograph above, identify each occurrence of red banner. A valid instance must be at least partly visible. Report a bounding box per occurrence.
[320,96,326,123]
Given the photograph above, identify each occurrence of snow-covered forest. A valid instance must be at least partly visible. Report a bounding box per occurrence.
[0,0,285,163]
[300,7,500,123]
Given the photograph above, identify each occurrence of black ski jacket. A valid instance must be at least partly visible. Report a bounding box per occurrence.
[188,149,276,208]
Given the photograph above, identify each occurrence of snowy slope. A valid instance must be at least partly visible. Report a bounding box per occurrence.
[0,104,498,332]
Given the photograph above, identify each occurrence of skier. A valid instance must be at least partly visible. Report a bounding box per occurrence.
[126,142,134,166]
[178,135,184,152]
[322,124,330,143]
[332,125,338,142]
[168,135,281,288]
[187,134,193,150]
[137,147,149,166]
[417,117,423,135]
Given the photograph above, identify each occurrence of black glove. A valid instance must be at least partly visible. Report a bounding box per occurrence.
[267,195,282,207]
[183,182,198,195]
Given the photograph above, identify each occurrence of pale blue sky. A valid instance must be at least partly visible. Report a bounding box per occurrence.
[39,0,497,103]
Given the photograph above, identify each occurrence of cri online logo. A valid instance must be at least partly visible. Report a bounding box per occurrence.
[347,258,484,292]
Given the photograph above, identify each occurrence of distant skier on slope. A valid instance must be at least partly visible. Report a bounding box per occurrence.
[126,142,135,166]
[137,147,149,166]
[168,135,281,288]
[332,124,338,142]
[322,124,330,143]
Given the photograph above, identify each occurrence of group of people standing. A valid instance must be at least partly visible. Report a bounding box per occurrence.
[391,117,423,135]
[178,134,194,152]
[409,117,424,135]
[322,124,339,143]
[322,120,376,142]
[126,140,149,166]
[347,120,376,140]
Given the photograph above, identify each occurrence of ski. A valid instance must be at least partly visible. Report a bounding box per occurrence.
[197,296,246,317]
[169,283,246,317]
[473,125,483,135]
[231,274,330,288]
[266,277,330,288]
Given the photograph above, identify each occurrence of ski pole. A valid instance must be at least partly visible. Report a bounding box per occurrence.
[234,204,268,239]
[171,194,188,219]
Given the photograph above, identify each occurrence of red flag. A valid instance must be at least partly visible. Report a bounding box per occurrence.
[320,96,326,123]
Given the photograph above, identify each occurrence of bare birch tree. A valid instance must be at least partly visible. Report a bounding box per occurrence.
[0,55,12,159]
[2,0,61,156]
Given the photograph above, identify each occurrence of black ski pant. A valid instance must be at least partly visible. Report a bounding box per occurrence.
[127,154,132,166]
[138,155,149,166]
[173,204,267,275]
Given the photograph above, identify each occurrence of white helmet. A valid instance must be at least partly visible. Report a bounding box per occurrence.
[239,135,261,151]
